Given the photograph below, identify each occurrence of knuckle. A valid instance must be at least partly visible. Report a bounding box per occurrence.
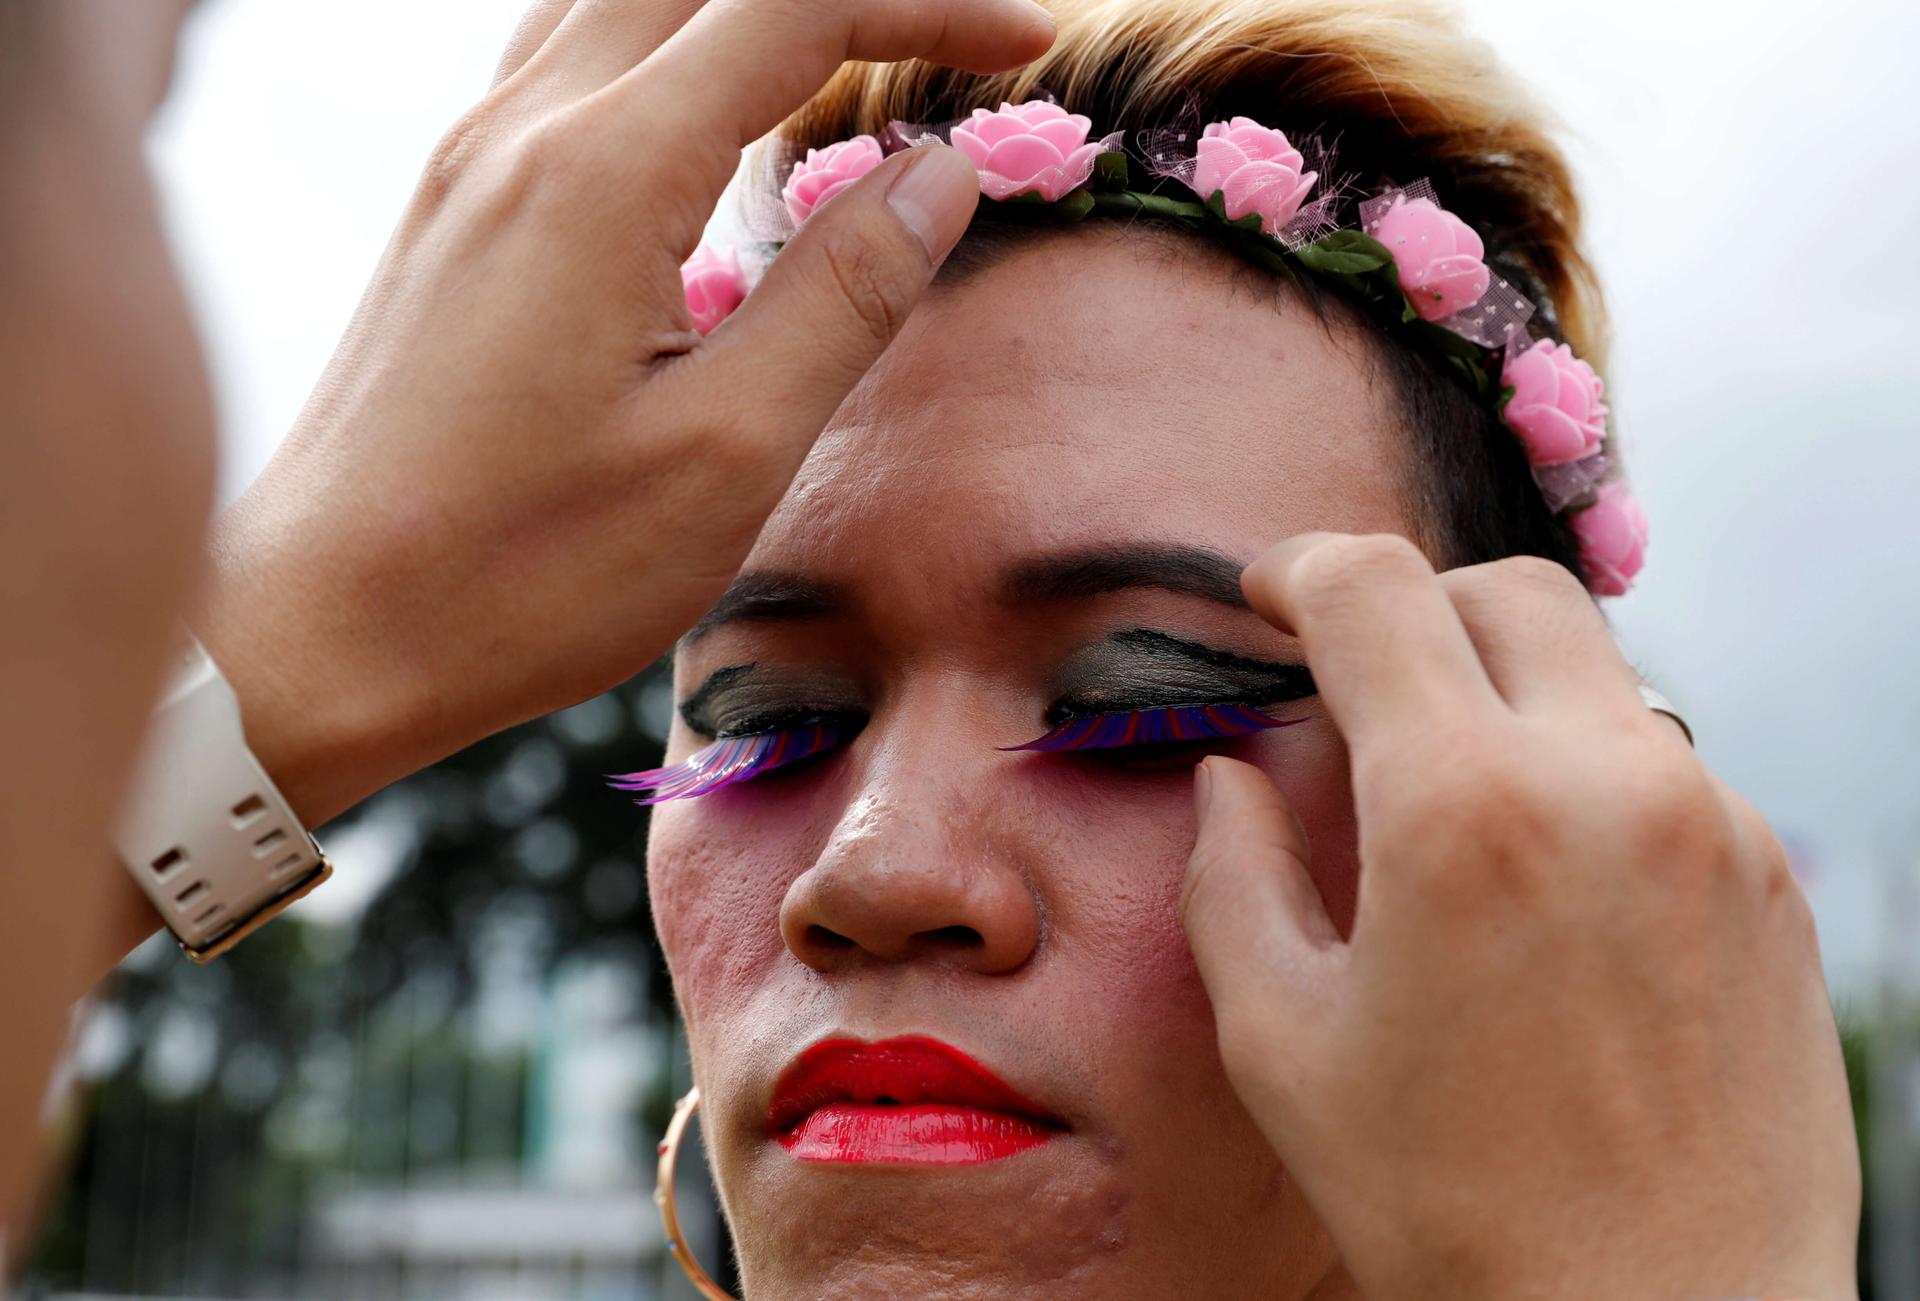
[499,118,584,201]
[1769,865,1818,942]
[416,105,500,210]
[818,231,913,349]
[1484,553,1587,603]
[1288,533,1428,606]
[1737,807,1818,937]
[417,107,586,226]
[1619,756,1723,862]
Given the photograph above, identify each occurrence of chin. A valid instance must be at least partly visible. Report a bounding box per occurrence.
[723,1124,1138,1299]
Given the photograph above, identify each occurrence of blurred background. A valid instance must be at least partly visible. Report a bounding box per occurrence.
[16,0,1920,1297]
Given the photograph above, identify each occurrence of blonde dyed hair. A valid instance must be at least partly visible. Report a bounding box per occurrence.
[772,0,1605,367]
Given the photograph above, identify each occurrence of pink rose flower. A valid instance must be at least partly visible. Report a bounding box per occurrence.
[1188,117,1317,233]
[680,243,748,336]
[1372,195,1490,322]
[783,134,885,226]
[1570,482,1649,596]
[1501,338,1609,466]
[951,100,1109,202]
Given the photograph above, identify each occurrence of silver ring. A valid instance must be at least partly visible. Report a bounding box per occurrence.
[1637,685,1694,748]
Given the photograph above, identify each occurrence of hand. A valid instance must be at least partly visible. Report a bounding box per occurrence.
[1180,534,1860,1301]
[196,0,1054,825]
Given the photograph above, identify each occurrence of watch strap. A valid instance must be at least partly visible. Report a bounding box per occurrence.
[112,629,331,962]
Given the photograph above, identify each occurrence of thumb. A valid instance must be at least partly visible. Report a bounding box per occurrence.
[702,143,978,436]
[1181,756,1339,1033]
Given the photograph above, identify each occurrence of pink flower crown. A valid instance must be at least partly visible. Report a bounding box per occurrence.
[685,99,1646,596]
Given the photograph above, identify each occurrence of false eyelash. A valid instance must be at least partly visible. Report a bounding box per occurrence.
[607,718,843,805]
[1001,703,1304,753]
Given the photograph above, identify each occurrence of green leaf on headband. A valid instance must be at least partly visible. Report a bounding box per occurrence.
[1054,188,1096,220]
[1091,151,1132,192]
[1497,384,1517,415]
[1293,231,1440,333]
[1293,230,1395,277]
[1201,190,1267,234]
[1092,191,1210,223]
[979,188,1097,221]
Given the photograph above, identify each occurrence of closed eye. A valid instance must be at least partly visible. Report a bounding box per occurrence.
[613,699,1308,805]
[1001,703,1305,753]
[607,716,851,805]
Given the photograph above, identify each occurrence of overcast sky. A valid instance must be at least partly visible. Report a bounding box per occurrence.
[146,0,1920,994]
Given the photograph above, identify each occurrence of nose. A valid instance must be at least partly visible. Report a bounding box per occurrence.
[779,773,1041,976]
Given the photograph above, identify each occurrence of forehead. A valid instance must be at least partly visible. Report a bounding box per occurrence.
[747,228,1413,606]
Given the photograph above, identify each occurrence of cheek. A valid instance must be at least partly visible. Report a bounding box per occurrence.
[1034,721,1359,983]
[1015,738,1349,1267]
[646,795,814,1028]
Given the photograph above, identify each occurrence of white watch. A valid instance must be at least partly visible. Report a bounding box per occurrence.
[112,627,331,962]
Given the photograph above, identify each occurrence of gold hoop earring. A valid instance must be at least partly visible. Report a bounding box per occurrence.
[656,1087,739,1301]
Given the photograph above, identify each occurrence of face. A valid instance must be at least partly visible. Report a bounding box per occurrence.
[647,228,1414,1299]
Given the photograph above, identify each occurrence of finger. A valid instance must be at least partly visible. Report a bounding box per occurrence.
[1180,757,1339,1035]
[607,0,1056,248]
[518,0,706,100]
[1241,533,1504,757]
[689,144,979,445]
[492,0,578,87]
[1436,556,1643,716]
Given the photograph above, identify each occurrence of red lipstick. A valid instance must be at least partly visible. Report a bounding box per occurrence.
[768,1035,1062,1164]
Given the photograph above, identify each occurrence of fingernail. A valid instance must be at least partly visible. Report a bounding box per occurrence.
[885,145,978,267]
[1194,758,1215,818]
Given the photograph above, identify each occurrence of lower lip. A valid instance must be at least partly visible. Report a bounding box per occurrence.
[778,1102,1057,1164]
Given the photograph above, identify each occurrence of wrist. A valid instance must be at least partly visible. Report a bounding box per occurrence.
[191,519,426,827]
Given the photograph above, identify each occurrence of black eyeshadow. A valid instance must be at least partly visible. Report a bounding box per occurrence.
[677,663,865,738]
[1048,628,1315,721]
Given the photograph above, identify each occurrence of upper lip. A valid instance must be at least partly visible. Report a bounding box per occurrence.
[765,1034,1065,1135]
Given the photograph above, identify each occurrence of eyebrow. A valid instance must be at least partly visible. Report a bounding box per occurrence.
[1000,543,1251,609]
[678,572,840,646]
[680,543,1253,647]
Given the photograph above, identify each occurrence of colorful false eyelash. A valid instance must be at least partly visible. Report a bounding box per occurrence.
[1001,703,1303,752]
[608,718,842,805]
[612,704,1299,805]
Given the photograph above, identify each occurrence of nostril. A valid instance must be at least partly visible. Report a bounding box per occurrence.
[916,925,983,950]
[805,924,855,951]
